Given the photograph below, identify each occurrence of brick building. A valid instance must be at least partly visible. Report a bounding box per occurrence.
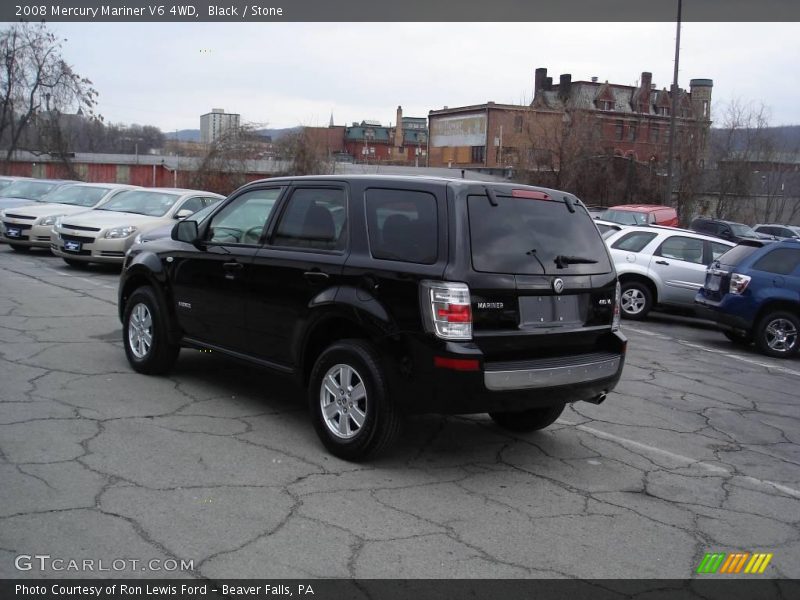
[303,106,428,165]
[427,68,713,171]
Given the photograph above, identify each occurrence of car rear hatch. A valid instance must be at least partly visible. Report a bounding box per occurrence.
[701,241,767,302]
[453,187,620,363]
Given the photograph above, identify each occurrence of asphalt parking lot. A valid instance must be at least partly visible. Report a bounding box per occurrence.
[1,246,798,580]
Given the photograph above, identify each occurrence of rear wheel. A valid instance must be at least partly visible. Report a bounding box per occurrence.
[308,339,401,461]
[489,403,565,432]
[620,281,653,320]
[9,244,30,252]
[754,311,799,358]
[122,286,180,374]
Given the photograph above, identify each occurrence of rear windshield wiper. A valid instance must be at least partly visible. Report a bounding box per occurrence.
[554,255,598,269]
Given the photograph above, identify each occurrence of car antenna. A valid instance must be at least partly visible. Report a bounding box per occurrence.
[563,195,576,213]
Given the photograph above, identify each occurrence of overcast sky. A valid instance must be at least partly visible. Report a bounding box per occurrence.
[44,22,800,132]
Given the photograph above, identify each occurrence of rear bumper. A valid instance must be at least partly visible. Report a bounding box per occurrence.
[484,352,621,391]
[694,293,754,332]
[399,331,627,415]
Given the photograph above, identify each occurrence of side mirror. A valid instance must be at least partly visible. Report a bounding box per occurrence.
[175,208,194,219]
[172,220,200,245]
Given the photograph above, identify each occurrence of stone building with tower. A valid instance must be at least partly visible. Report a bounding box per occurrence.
[427,67,713,171]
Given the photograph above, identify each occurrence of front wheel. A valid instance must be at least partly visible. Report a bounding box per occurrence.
[308,339,401,461]
[489,403,565,432]
[754,311,799,358]
[620,281,653,320]
[724,330,752,346]
[63,258,88,269]
[122,286,180,374]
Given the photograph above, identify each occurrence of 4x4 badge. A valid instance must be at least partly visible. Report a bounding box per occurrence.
[553,278,564,294]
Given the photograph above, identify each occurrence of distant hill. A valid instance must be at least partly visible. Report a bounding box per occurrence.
[710,125,800,152]
[166,127,299,142]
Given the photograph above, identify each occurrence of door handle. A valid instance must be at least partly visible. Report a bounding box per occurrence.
[655,260,669,265]
[304,271,329,284]
[223,262,243,270]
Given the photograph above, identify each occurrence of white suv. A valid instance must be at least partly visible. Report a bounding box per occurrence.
[604,226,735,320]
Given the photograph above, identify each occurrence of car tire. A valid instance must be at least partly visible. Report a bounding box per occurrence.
[723,330,753,346]
[9,244,30,252]
[489,403,566,432]
[620,281,653,320]
[754,311,799,358]
[122,286,179,374]
[308,339,401,461]
[63,258,87,269]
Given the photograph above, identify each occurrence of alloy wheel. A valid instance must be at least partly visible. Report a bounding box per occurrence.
[127,302,153,359]
[764,318,798,353]
[320,363,368,439]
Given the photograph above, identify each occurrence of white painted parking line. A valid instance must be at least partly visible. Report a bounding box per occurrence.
[624,325,800,378]
[43,266,116,289]
[562,420,800,499]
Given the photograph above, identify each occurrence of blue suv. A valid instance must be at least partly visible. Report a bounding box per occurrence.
[695,239,800,358]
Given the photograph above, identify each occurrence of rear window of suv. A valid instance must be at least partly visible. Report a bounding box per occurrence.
[717,243,763,266]
[467,194,612,275]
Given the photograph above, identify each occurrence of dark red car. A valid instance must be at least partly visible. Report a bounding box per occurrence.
[598,204,679,227]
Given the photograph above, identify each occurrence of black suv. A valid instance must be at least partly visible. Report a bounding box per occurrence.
[118,176,626,459]
[689,217,762,244]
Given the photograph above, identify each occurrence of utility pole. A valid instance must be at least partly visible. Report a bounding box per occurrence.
[665,0,682,207]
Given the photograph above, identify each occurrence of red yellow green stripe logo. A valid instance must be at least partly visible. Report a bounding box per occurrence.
[696,552,773,574]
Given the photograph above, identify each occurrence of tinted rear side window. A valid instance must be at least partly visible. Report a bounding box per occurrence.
[611,231,657,252]
[752,248,800,275]
[273,188,347,251]
[467,194,612,275]
[365,188,437,264]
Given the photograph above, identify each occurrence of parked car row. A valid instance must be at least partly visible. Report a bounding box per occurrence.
[0,177,223,267]
[599,216,798,358]
[596,202,797,244]
[696,239,800,358]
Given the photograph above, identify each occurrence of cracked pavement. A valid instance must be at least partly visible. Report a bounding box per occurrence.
[0,247,798,580]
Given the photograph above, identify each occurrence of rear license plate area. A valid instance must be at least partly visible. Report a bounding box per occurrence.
[519,295,581,325]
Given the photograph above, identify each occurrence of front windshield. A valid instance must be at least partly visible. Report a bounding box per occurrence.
[40,185,112,207]
[97,190,180,217]
[730,222,757,237]
[0,179,15,191]
[598,209,647,225]
[0,180,58,200]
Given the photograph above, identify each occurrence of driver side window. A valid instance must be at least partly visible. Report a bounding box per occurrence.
[208,188,282,245]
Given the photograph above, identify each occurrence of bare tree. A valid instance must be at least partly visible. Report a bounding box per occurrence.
[274,127,333,175]
[518,108,663,206]
[705,99,800,224]
[189,123,270,194]
[0,23,98,170]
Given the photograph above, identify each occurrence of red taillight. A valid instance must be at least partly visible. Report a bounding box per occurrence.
[436,304,472,323]
[433,357,480,371]
[511,189,551,200]
[420,281,472,340]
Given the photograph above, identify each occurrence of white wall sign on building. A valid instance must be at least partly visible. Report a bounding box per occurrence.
[430,114,486,147]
